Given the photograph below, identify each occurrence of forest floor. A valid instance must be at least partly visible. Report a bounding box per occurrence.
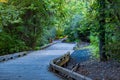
[65,42,120,80]
[76,59,120,80]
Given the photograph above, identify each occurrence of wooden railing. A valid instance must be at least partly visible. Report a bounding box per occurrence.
[53,52,70,66]
[49,52,92,80]
[0,52,28,62]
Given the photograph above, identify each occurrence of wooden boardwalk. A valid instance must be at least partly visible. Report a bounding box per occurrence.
[0,43,75,80]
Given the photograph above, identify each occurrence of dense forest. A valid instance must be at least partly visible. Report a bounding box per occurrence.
[0,0,120,61]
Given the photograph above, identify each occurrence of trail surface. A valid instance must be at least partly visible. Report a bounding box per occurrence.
[0,42,75,80]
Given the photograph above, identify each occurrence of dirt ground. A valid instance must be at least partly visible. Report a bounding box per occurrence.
[76,59,120,80]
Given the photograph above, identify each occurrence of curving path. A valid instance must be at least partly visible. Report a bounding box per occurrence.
[0,42,75,80]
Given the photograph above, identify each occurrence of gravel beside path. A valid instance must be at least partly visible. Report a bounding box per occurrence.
[65,49,91,70]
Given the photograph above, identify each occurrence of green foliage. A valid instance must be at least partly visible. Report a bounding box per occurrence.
[0,0,71,55]
[85,0,120,60]
[0,0,58,55]
[63,0,120,60]
[63,1,92,42]
[0,0,120,61]
[89,35,99,58]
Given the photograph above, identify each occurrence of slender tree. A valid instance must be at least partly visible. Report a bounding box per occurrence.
[98,0,107,61]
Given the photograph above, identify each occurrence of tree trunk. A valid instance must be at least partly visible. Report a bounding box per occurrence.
[99,0,107,61]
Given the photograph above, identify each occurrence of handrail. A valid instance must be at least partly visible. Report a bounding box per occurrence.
[49,52,92,80]
[53,52,70,66]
